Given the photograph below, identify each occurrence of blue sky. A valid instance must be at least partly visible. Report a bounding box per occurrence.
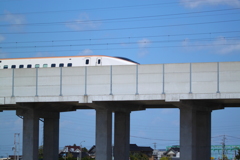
[0,0,240,157]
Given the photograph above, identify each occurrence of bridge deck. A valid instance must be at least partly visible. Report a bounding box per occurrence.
[1,62,240,111]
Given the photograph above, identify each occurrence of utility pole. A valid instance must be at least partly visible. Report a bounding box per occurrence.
[153,143,157,150]
[6,153,9,160]
[222,135,226,160]
[13,133,20,160]
[78,141,85,160]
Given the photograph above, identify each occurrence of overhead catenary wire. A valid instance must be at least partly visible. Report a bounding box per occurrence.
[130,136,179,142]
[1,42,240,55]
[0,2,183,15]
[0,8,239,27]
[1,35,240,50]
[0,0,235,16]
[1,30,240,44]
[0,31,240,44]
[1,12,239,27]
[1,19,240,35]
[225,135,240,139]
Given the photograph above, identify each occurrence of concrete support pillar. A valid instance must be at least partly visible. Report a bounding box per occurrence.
[180,106,211,160]
[21,109,40,160]
[196,110,211,160]
[180,107,196,160]
[114,111,130,160]
[43,112,60,160]
[95,109,112,160]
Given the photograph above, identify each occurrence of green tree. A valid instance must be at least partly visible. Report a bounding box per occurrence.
[129,152,148,160]
[67,152,73,158]
[66,158,77,160]
[82,147,88,152]
[38,145,43,159]
[82,157,94,160]
[235,148,240,160]
[221,155,228,160]
[160,157,172,160]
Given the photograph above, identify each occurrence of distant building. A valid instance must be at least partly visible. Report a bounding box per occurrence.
[59,145,89,159]
[88,144,154,159]
[62,145,81,153]
[163,145,180,159]
[7,155,22,160]
[152,149,166,160]
[88,145,96,159]
[130,144,154,158]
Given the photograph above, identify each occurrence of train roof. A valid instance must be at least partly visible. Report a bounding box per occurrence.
[115,57,139,64]
[0,55,139,64]
[0,55,112,60]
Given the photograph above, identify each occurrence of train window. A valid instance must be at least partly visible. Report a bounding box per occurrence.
[86,59,89,65]
[35,64,40,68]
[43,64,48,68]
[3,65,8,69]
[51,64,56,67]
[27,64,32,68]
[19,65,24,68]
[98,59,101,64]
[67,63,72,67]
[11,65,16,69]
[59,63,64,67]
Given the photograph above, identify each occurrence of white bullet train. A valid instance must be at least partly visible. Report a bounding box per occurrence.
[0,55,138,69]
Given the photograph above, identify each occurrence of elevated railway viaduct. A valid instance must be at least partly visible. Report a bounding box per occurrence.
[1,62,240,160]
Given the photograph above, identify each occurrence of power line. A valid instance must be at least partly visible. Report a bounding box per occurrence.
[1,8,239,27]
[212,125,240,128]
[102,12,240,25]
[1,30,239,44]
[226,135,240,139]
[1,19,240,35]
[212,135,226,138]
[130,135,179,142]
[1,42,240,55]
[0,2,180,15]
[1,36,240,50]
[222,135,227,160]
[0,0,227,16]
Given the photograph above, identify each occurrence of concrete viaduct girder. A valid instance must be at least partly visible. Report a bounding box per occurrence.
[1,62,240,160]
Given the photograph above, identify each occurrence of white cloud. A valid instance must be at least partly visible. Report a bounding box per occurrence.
[214,37,240,54]
[181,0,240,8]
[182,36,240,54]
[138,38,151,48]
[0,11,26,30]
[138,49,149,57]
[137,38,151,57]
[220,43,240,54]
[66,13,101,31]
[78,49,93,55]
